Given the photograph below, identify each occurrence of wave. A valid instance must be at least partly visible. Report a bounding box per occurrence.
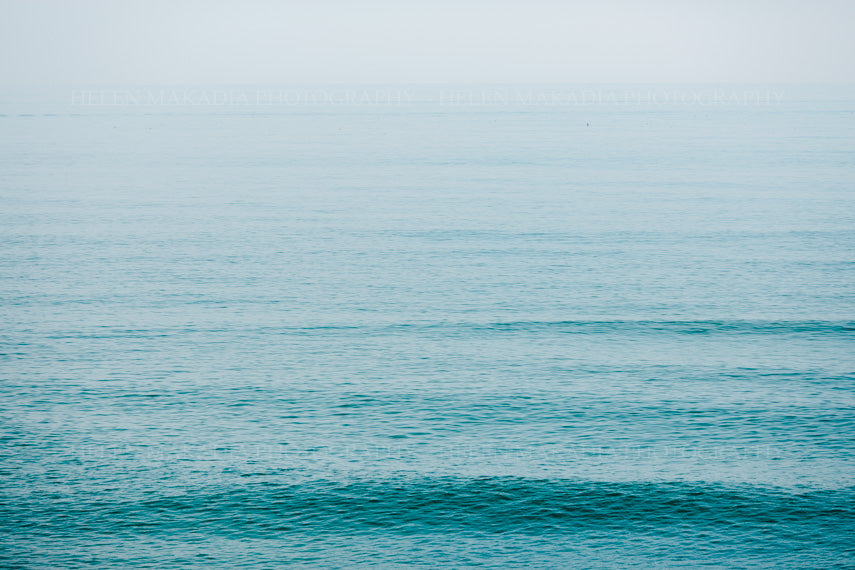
[6,477,853,542]
[34,320,855,340]
[261,319,855,338]
[469,320,855,335]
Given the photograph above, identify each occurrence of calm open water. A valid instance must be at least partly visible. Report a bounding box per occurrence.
[2,85,854,567]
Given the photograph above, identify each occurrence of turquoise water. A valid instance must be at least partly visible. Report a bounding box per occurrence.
[2,86,854,567]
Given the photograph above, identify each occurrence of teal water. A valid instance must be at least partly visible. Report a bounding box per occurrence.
[2,86,854,567]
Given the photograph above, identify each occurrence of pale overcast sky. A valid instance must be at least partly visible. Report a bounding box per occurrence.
[1,0,853,86]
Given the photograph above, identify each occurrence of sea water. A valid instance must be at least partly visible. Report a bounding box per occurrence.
[1,85,854,567]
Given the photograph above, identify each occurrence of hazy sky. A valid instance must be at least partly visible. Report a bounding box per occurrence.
[2,0,853,86]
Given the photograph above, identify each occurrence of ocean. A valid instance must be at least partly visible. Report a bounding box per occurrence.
[2,85,854,567]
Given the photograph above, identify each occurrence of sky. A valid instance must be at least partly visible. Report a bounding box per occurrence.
[1,0,853,87]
